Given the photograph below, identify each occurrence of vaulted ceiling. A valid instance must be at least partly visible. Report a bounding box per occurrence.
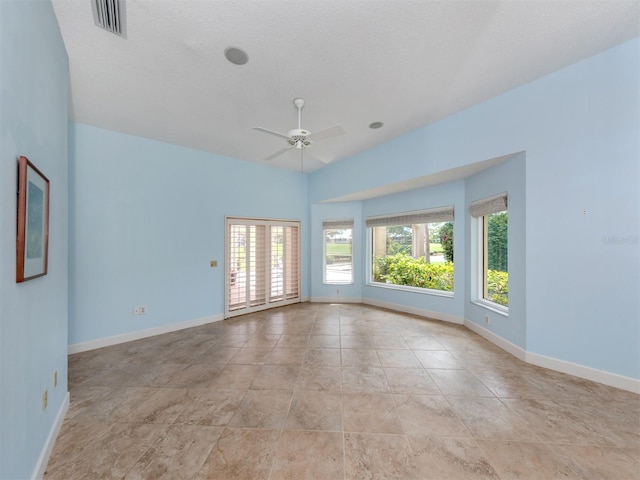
[52,0,639,172]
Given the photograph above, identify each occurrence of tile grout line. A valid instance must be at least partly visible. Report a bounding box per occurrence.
[55,303,640,479]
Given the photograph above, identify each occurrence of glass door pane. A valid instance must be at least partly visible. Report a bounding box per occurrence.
[228,224,246,312]
[270,226,284,302]
[285,226,300,300]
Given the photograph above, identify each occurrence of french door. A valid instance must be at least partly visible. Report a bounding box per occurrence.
[225,217,300,317]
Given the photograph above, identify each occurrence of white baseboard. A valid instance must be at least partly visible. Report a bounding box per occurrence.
[463,319,526,361]
[32,392,69,480]
[68,314,224,354]
[525,351,640,394]
[464,318,639,394]
[362,298,464,325]
[66,302,639,394]
[309,296,362,304]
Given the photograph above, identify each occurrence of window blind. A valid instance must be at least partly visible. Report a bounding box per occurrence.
[323,219,354,229]
[365,206,454,228]
[469,193,508,217]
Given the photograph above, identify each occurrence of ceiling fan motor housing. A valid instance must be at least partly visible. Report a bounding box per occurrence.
[288,129,312,147]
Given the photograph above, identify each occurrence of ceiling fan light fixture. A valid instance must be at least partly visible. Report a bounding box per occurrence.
[253,98,346,165]
[224,46,249,65]
[369,121,384,129]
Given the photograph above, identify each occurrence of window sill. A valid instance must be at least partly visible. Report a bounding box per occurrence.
[367,281,454,298]
[471,299,509,317]
[323,281,354,286]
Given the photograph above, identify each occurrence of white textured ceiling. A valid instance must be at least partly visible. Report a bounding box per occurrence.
[52,0,639,172]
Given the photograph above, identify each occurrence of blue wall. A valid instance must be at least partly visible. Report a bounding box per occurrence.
[309,38,639,380]
[69,124,309,345]
[0,1,69,478]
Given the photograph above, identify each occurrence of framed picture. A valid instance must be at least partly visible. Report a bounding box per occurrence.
[16,156,50,283]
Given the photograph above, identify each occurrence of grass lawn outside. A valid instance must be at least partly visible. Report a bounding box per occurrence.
[429,243,444,254]
[326,243,352,255]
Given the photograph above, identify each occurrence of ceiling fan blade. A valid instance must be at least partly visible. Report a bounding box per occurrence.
[308,124,345,142]
[253,127,291,140]
[264,146,294,162]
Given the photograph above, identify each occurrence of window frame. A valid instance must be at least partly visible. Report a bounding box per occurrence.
[323,220,354,285]
[365,208,455,297]
[482,215,490,301]
[470,194,509,313]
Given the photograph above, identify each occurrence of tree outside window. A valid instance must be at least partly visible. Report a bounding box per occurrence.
[484,211,508,306]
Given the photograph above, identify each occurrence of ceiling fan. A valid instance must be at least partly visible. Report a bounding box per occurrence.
[253,98,345,164]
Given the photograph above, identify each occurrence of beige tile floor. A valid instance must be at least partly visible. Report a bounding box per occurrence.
[45,303,640,479]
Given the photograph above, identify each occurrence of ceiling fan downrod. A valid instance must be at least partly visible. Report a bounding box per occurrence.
[294,98,304,130]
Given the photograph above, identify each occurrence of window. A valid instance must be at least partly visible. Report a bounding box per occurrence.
[323,219,353,284]
[366,206,454,293]
[470,193,508,308]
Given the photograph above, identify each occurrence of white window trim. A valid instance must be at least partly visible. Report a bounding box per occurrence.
[367,280,455,298]
[472,299,509,316]
[366,221,454,296]
[323,221,354,285]
[473,209,509,312]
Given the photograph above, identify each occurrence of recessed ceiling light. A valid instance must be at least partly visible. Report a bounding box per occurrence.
[224,46,249,66]
[369,121,384,129]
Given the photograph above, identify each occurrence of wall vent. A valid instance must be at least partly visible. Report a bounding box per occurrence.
[92,0,126,38]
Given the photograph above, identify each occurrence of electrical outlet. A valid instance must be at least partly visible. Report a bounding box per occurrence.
[53,371,57,388]
[139,305,147,315]
[485,315,490,325]
[336,289,340,294]
[42,389,48,410]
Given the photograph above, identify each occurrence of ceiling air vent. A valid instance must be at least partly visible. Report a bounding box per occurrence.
[92,0,126,38]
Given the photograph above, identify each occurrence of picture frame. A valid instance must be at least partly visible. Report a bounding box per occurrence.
[16,156,50,283]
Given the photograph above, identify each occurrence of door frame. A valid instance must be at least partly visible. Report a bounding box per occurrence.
[224,216,301,318]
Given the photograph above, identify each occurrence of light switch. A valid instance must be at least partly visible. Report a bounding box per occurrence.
[210,260,218,267]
